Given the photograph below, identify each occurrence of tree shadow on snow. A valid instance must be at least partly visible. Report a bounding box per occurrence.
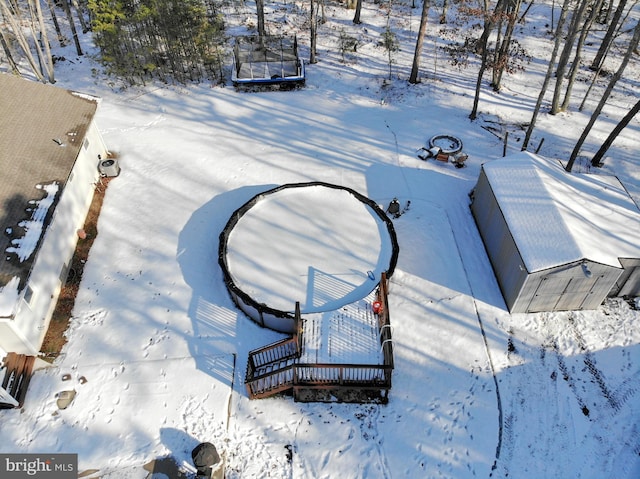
[177,184,283,388]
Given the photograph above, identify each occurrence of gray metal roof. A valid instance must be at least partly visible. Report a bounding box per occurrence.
[0,74,99,290]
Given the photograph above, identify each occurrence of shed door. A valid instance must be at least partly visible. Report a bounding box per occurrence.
[527,276,568,312]
[555,275,604,311]
[527,273,602,312]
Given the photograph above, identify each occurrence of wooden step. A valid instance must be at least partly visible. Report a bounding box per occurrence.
[1,353,36,408]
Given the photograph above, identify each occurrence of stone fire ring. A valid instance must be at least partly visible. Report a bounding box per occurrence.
[218,182,399,333]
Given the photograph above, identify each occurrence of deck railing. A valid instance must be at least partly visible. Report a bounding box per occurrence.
[245,303,302,397]
[245,274,394,401]
[294,363,392,385]
[377,272,394,371]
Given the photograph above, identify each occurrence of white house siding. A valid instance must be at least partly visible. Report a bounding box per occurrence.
[11,120,108,354]
[0,323,30,355]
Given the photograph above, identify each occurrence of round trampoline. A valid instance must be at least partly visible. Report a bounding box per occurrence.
[219,182,399,333]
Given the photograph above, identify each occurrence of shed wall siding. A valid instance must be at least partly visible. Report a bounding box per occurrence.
[511,261,621,313]
[612,258,640,297]
[472,163,628,314]
[471,170,527,311]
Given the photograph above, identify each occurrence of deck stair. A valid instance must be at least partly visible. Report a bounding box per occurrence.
[244,274,394,402]
[245,336,301,399]
[1,353,36,408]
[245,303,303,399]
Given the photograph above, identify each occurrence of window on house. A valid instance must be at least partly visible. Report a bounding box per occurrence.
[60,262,70,283]
[23,285,35,305]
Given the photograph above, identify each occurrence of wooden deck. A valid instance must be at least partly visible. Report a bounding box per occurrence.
[299,294,384,365]
[1,353,36,408]
[245,274,393,403]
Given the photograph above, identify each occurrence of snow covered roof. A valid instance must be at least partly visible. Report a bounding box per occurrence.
[482,151,640,272]
[0,74,99,301]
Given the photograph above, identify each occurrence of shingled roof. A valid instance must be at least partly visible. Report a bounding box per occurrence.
[0,74,99,291]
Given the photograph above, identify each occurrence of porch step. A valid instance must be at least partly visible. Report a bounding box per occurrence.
[1,353,36,408]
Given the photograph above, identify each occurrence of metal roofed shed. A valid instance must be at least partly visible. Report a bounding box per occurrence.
[231,35,305,88]
[470,151,640,314]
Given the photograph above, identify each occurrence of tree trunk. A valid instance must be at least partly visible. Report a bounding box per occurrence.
[470,0,504,120]
[591,98,640,166]
[71,0,88,33]
[559,0,604,111]
[353,0,363,24]
[522,0,571,150]
[579,0,633,109]
[492,0,523,91]
[590,0,628,70]
[440,0,448,23]
[256,0,266,37]
[46,0,65,46]
[0,0,46,81]
[566,20,640,171]
[30,0,55,82]
[0,27,20,74]
[550,0,590,114]
[62,0,83,55]
[409,0,430,84]
[309,0,318,63]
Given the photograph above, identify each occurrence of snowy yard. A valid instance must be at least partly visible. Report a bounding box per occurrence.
[2,0,639,478]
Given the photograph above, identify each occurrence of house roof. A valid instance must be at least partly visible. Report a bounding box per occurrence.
[482,151,640,272]
[0,74,99,302]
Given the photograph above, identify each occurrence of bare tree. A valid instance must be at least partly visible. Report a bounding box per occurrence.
[440,0,449,23]
[557,0,605,111]
[0,0,46,81]
[581,0,638,108]
[353,0,363,24]
[70,0,88,33]
[46,0,65,46]
[590,0,629,70]
[550,0,591,114]
[566,20,640,171]
[62,0,83,56]
[522,0,572,150]
[409,0,431,84]
[310,0,318,64]
[491,0,523,91]
[591,98,640,166]
[0,27,20,74]
[470,0,506,120]
[29,0,55,82]
[256,0,266,37]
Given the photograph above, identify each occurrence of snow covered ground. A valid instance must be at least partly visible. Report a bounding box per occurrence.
[1,1,639,478]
